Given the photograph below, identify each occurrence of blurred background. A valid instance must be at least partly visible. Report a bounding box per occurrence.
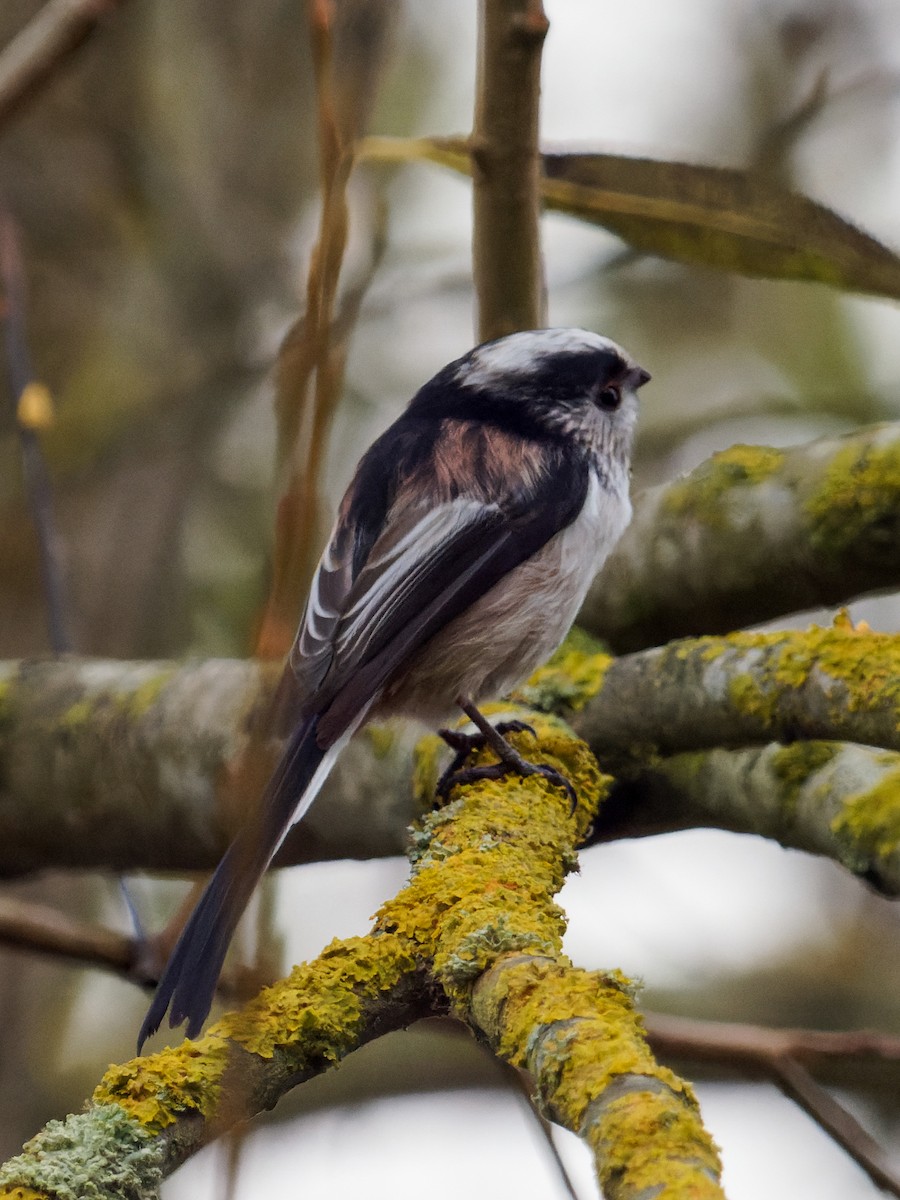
[1,0,900,1196]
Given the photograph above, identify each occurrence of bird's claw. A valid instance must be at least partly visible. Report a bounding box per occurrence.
[434,721,576,810]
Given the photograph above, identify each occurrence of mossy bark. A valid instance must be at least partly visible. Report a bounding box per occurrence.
[584,422,900,652]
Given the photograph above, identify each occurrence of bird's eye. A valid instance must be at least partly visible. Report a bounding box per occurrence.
[596,386,621,412]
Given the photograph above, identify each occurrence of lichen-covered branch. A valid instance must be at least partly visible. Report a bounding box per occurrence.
[583,422,900,653]
[0,935,429,1198]
[472,0,548,339]
[2,620,898,882]
[0,657,418,877]
[466,957,722,1199]
[572,619,900,759]
[0,718,723,1200]
[590,742,900,897]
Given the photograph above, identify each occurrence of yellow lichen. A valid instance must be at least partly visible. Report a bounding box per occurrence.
[588,1089,722,1197]
[59,698,96,730]
[663,443,785,526]
[771,743,839,813]
[516,627,613,713]
[124,671,176,718]
[805,438,900,558]
[365,723,397,760]
[695,621,900,725]
[831,766,900,867]
[217,934,416,1061]
[380,717,610,1005]
[468,956,721,1195]
[411,732,446,808]
[94,1037,230,1132]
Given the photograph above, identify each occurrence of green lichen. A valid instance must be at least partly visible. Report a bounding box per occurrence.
[771,742,839,811]
[0,1104,162,1200]
[831,765,900,871]
[805,438,900,559]
[663,443,785,527]
[94,1037,229,1132]
[442,914,558,985]
[516,627,613,713]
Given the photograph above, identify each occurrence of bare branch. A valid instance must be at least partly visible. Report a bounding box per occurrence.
[472,0,548,339]
[0,894,134,975]
[0,0,127,127]
[646,1011,900,1068]
[0,211,74,652]
[772,1058,900,1198]
[646,1012,900,1198]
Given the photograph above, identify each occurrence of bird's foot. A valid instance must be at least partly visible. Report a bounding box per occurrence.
[435,718,576,809]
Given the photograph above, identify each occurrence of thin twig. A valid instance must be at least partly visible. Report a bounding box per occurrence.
[503,1059,582,1200]
[472,0,549,339]
[256,0,358,658]
[0,893,135,975]
[647,1011,900,1197]
[646,1011,900,1066]
[0,211,73,652]
[0,0,127,127]
[772,1057,900,1198]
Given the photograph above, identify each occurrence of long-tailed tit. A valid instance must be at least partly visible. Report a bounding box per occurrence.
[138,327,649,1049]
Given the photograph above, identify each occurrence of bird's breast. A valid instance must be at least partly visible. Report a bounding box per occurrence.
[378,469,631,723]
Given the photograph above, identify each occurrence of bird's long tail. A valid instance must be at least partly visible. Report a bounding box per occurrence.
[137,712,342,1051]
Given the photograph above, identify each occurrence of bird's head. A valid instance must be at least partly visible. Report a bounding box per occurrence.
[415,328,650,464]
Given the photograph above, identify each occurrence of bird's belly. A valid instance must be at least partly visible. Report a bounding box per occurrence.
[380,473,629,724]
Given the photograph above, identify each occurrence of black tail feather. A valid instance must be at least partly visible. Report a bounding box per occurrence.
[137,714,325,1052]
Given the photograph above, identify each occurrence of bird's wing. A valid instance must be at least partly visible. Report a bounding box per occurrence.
[312,445,591,741]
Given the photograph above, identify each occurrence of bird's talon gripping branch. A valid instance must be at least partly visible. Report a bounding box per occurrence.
[438,700,578,807]
[436,718,538,800]
[435,750,578,808]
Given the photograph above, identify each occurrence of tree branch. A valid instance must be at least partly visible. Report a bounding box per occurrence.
[0,657,419,877]
[572,621,900,760]
[647,1012,900,1198]
[2,621,899,892]
[0,0,127,127]
[589,742,900,896]
[0,894,135,974]
[0,719,723,1199]
[472,0,548,339]
[582,422,900,653]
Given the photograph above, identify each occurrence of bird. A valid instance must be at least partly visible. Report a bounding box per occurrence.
[138,327,649,1050]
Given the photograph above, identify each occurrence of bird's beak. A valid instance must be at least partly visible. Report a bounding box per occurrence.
[633,367,651,389]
